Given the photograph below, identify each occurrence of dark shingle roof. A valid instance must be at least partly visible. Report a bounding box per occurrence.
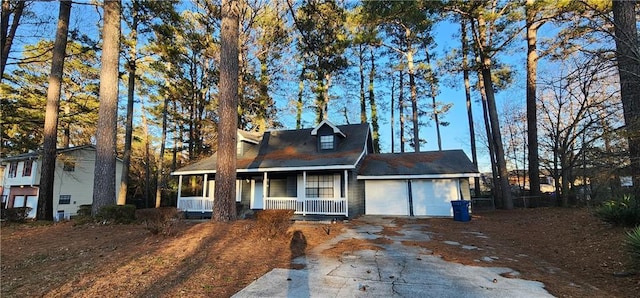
[173,123,371,174]
[358,150,479,177]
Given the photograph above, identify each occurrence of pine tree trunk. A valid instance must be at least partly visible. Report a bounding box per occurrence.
[461,20,480,197]
[478,71,501,203]
[155,95,169,208]
[481,63,513,209]
[213,0,239,222]
[118,3,139,206]
[296,66,305,129]
[399,69,405,153]
[390,74,395,153]
[474,15,512,209]
[368,47,380,153]
[1,0,25,81]
[38,0,71,221]
[612,0,640,198]
[118,49,137,205]
[359,44,367,124]
[92,0,121,216]
[425,51,441,151]
[408,51,419,152]
[526,0,541,197]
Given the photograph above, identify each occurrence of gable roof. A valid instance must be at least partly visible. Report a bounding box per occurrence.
[310,119,346,137]
[357,150,480,179]
[172,123,372,175]
[237,130,262,144]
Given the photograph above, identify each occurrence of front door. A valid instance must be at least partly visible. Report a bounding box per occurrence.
[251,180,264,209]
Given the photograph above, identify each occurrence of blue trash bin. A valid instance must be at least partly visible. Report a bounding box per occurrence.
[451,200,471,222]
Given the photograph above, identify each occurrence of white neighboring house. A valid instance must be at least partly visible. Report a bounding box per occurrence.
[0,145,123,220]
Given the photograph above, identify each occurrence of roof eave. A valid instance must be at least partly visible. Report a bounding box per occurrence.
[357,173,481,180]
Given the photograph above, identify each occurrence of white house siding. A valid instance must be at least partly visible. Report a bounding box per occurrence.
[4,160,38,187]
[52,149,123,218]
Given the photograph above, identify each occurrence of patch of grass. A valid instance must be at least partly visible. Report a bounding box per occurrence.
[595,195,640,227]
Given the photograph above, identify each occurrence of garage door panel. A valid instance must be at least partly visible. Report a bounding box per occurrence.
[365,180,408,215]
[411,179,458,216]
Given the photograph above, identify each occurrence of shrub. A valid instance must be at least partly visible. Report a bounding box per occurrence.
[136,207,184,235]
[77,204,92,217]
[595,195,640,227]
[626,226,640,269]
[1,207,32,223]
[96,204,136,224]
[254,209,294,239]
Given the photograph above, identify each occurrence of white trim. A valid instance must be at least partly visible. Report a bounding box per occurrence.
[263,172,268,207]
[178,175,183,201]
[237,131,260,144]
[310,119,346,137]
[172,164,357,176]
[358,173,480,180]
[344,169,348,216]
[203,174,208,198]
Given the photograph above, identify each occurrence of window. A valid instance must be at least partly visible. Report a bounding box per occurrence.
[8,161,17,178]
[22,160,33,176]
[305,175,334,198]
[320,135,334,150]
[59,195,71,204]
[63,160,75,171]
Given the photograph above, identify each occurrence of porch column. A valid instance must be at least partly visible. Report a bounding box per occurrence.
[344,170,348,216]
[203,174,208,199]
[177,175,183,208]
[302,171,307,216]
[263,172,268,208]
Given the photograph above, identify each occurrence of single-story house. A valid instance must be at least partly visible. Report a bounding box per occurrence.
[0,145,123,220]
[171,120,479,218]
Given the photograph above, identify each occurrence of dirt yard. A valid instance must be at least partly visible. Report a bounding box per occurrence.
[1,207,638,297]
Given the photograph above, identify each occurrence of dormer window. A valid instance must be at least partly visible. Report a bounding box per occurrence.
[311,120,345,152]
[320,135,334,150]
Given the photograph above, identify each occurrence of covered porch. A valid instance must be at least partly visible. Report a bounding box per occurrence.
[175,170,350,216]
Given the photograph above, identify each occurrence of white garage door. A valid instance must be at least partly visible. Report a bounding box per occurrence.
[365,179,460,216]
[411,179,459,216]
[364,180,409,215]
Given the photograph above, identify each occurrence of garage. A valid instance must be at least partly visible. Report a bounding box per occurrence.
[363,178,463,216]
[358,150,479,217]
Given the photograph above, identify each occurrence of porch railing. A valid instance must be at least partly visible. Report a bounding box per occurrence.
[177,196,214,213]
[177,196,347,216]
[265,197,347,216]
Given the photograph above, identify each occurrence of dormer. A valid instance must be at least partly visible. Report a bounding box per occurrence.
[237,130,262,156]
[311,120,346,152]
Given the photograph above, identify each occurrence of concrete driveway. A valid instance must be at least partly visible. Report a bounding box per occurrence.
[233,216,552,298]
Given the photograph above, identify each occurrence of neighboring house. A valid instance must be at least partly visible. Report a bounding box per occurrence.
[171,120,479,218]
[0,145,123,220]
